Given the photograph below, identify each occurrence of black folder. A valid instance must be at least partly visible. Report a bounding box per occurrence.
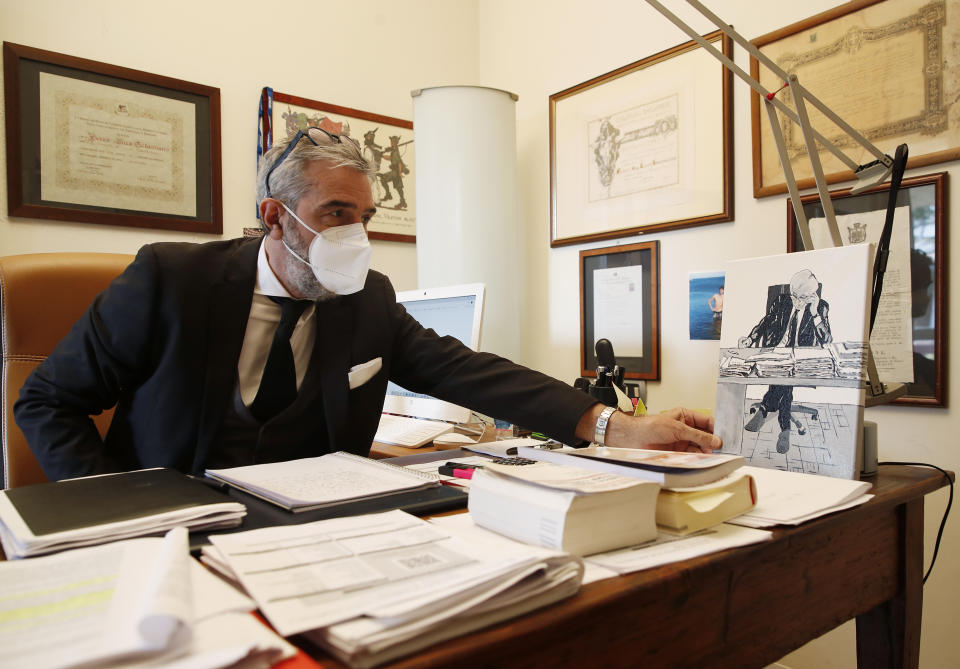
[4,468,234,536]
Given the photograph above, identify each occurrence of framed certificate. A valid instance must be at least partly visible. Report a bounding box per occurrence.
[580,241,660,380]
[550,31,733,247]
[3,42,222,233]
[751,0,960,198]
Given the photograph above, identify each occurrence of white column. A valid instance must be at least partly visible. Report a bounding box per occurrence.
[411,86,522,362]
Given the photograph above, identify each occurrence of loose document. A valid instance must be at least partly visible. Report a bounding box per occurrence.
[430,513,772,582]
[726,466,873,528]
[206,509,582,667]
[0,527,294,669]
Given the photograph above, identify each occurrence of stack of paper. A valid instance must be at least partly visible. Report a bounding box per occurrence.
[206,451,441,512]
[719,351,753,377]
[727,466,873,527]
[793,348,836,378]
[0,468,246,559]
[829,342,869,380]
[206,509,582,668]
[0,528,294,669]
[752,350,794,377]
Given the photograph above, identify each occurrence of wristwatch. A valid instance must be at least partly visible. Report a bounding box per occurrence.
[594,406,618,446]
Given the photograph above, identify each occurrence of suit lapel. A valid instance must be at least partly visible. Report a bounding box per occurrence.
[191,240,260,472]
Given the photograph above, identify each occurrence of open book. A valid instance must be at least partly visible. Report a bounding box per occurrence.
[206,452,440,512]
[0,528,294,669]
[0,468,246,559]
[518,446,744,487]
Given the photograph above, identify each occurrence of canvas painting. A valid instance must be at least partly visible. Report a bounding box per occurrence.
[714,246,872,478]
[689,271,725,341]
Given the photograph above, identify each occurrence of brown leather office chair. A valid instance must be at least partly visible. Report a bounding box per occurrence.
[0,252,134,488]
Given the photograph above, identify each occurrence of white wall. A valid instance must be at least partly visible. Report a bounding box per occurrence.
[474,2,959,667]
[0,0,480,288]
[1,1,957,667]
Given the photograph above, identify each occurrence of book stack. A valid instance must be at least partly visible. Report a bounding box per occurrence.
[517,446,745,487]
[467,461,661,555]
[656,473,757,534]
[0,468,246,559]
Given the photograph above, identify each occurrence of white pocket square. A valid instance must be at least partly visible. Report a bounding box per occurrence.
[348,357,382,389]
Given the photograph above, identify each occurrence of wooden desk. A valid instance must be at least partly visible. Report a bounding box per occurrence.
[303,465,950,669]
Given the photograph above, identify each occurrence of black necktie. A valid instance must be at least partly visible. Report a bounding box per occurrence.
[786,309,799,347]
[250,298,311,422]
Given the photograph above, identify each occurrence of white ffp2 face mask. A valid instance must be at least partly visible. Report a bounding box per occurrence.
[281,203,371,295]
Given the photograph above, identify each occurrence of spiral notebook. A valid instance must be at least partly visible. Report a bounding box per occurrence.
[206,452,441,513]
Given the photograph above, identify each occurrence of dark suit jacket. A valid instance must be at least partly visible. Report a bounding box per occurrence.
[742,293,832,348]
[15,238,596,480]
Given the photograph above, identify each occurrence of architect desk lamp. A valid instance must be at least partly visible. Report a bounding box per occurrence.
[646,0,910,406]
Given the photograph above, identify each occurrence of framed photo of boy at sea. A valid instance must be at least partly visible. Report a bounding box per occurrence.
[260,89,415,243]
[786,172,947,407]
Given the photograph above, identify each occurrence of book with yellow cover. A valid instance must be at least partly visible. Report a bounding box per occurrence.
[656,473,757,534]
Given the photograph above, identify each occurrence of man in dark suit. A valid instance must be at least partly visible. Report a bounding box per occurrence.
[15,128,720,482]
[738,269,832,454]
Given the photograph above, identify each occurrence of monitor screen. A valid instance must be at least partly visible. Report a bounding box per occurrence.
[383,283,485,424]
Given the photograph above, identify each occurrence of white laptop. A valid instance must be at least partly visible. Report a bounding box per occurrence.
[374,283,485,447]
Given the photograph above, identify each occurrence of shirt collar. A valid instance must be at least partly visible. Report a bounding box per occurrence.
[255,239,293,298]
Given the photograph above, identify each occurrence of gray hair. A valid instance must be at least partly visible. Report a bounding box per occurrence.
[255,130,375,213]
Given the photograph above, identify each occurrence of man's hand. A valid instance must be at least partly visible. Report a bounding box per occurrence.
[805,293,820,316]
[575,404,721,453]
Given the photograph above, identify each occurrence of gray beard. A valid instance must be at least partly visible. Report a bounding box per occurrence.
[282,224,336,302]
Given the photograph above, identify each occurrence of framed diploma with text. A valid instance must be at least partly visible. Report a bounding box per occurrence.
[3,42,222,233]
[580,241,660,381]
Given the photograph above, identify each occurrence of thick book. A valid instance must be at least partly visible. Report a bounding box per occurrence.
[517,446,745,487]
[656,473,757,534]
[467,462,660,556]
[0,468,246,559]
[205,451,441,512]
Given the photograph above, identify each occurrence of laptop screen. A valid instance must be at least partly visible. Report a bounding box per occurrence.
[383,284,485,424]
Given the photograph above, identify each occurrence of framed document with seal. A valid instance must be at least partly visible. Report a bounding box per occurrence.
[580,241,661,381]
[3,42,222,233]
[550,30,733,247]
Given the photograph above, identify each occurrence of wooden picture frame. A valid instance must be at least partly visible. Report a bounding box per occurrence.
[787,172,948,407]
[261,89,415,243]
[3,42,222,233]
[549,30,733,248]
[751,0,960,198]
[580,241,660,380]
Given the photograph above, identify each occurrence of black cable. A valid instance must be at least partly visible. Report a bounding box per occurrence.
[877,461,953,585]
